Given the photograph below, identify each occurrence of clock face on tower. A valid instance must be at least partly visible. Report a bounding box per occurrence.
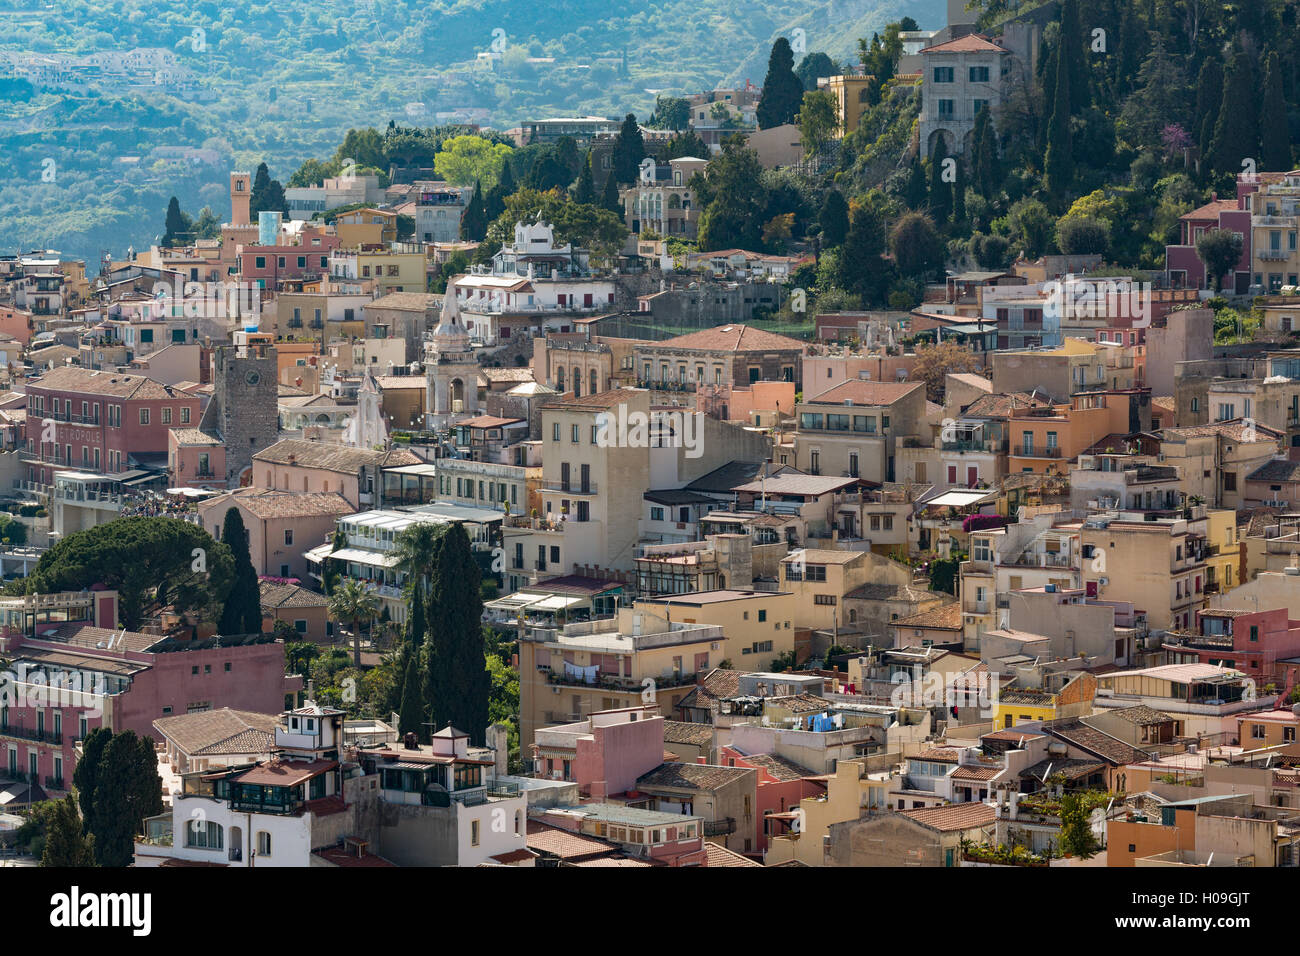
[245,370,261,386]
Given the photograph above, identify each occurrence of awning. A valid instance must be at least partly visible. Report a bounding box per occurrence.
[383,463,439,477]
[925,490,993,508]
[485,591,550,612]
[530,595,584,612]
[303,544,334,564]
[330,548,400,568]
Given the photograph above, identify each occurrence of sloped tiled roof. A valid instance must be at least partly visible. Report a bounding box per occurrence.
[736,751,816,783]
[1248,458,1300,483]
[962,390,1049,419]
[891,602,962,631]
[921,33,1009,54]
[253,438,420,472]
[805,379,923,406]
[676,668,744,713]
[637,762,755,792]
[153,708,278,756]
[653,324,807,353]
[662,721,714,748]
[260,580,330,609]
[705,842,762,867]
[1049,721,1148,766]
[899,802,997,832]
[210,488,355,520]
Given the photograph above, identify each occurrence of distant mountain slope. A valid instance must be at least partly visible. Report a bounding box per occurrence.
[0,0,945,259]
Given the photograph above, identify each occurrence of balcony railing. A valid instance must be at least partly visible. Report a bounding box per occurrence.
[1258,249,1291,261]
[542,479,598,494]
[0,725,63,745]
[702,817,736,837]
[1013,445,1062,458]
[45,775,65,790]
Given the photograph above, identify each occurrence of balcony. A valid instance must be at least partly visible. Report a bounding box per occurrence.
[702,817,736,837]
[45,775,65,790]
[542,479,598,495]
[0,725,63,745]
[941,439,996,453]
[1258,249,1292,261]
[1013,445,1062,458]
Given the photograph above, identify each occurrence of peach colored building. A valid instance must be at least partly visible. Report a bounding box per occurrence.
[168,427,226,489]
[252,438,421,509]
[1007,393,1134,475]
[696,381,795,426]
[198,487,355,579]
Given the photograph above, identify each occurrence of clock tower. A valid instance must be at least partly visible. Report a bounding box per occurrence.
[203,342,280,487]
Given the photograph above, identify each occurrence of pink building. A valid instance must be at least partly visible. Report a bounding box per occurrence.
[168,427,226,489]
[24,366,202,484]
[0,590,300,797]
[531,706,665,800]
[696,381,796,425]
[0,305,34,346]
[238,230,341,288]
[1165,178,1259,291]
[1163,607,1300,684]
[717,745,823,853]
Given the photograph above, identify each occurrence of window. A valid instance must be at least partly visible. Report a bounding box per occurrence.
[471,819,481,847]
[140,408,150,425]
[284,529,294,546]
[185,821,223,850]
[933,67,954,83]
[969,66,990,82]
[571,424,579,443]
[938,99,955,117]
[552,423,560,442]
[181,406,191,424]
[256,831,271,857]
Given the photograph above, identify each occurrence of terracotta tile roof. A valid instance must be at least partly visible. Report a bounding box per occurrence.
[489,848,538,864]
[653,324,808,353]
[479,367,537,383]
[170,428,222,446]
[1163,418,1283,443]
[1022,757,1106,782]
[950,765,1004,781]
[29,366,189,400]
[260,580,330,609]
[891,602,963,631]
[455,415,526,429]
[372,375,426,390]
[637,762,755,792]
[962,390,1049,418]
[899,802,997,832]
[1179,199,1239,221]
[525,821,623,861]
[922,33,1009,54]
[230,758,337,788]
[572,855,655,866]
[1049,721,1148,765]
[253,438,420,472]
[738,752,816,782]
[677,668,744,712]
[153,707,278,756]
[733,473,860,496]
[917,748,960,762]
[208,488,355,519]
[1248,458,1300,483]
[541,388,640,410]
[662,721,714,748]
[705,842,762,866]
[805,379,923,406]
[1107,705,1174,726]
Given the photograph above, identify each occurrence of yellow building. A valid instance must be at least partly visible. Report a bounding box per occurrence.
[633,589,797,670]
[991,671,1097,730]
[820,74,877,138]
[764,758,891,866]
[334,208,399,247]
[1203,508,1242,598]
[515,606,725,748]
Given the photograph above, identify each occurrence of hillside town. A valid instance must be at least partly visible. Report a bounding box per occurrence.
[0,1,1296,892]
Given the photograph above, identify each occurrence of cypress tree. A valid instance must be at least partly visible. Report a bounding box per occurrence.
[1194,57,1223,164]
[1043,26,1074,199]
[426,524,489,744]
[971,107,999,197]
[837,203,892,306]
[219,507,262,635]
[903,153,928,210]
[756,37,804,129]
[398,649,425,740]
[460,181,486,240]
[485,161,514,222]
[73,727,111,829]
[601,163,622,216]
[42,795,96,867]
[1211,46,1260,176]
[611,113,645,184]
[575,152,596,204]
[1058,0,1087,114]
[162,196,188,245]
[820,189,849,246]
[88,731,162,867]
[928,137,953,223]
[951,160,967,230]
[1260,51,1290,172]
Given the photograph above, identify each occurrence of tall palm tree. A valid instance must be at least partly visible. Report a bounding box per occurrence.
[328,577,380,667]
[392,522,442,639]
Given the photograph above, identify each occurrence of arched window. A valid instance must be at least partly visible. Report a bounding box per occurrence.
[556,367,565,392]
[590,369,599,395]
